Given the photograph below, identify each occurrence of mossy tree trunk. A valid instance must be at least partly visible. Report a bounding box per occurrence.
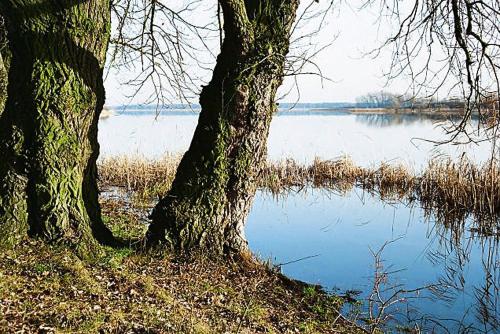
[0,52,6,115]
[0,0,114,253]
[0,15,8,115]
[148,0,299,256]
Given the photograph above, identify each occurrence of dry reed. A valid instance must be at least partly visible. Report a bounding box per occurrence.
[418,158,500,235]
[99,154,182,198]
[98,154,500,235]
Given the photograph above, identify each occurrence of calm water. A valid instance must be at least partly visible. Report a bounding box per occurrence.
[99,110,491,169]
[99,110,498,332]
[248,190,499,332]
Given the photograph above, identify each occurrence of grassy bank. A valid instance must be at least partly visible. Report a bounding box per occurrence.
[99,155,500,236]
[4,155,495,333]
[0,202,365,334]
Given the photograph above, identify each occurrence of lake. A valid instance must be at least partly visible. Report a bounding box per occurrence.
[99,109,498,332]
[99,109,491,168]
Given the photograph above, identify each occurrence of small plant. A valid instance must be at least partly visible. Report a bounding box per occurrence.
[303,285,318,298]
[363,239,436,334]
[33,263,51,274]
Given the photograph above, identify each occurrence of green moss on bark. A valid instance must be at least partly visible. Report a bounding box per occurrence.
[148,0,300,256]
[0,54,6,115]
[0,0,114,255]
[0,16,8,115]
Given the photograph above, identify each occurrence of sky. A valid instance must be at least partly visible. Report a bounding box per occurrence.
[103,1,416,105]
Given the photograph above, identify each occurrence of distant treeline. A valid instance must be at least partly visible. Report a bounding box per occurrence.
[355,91,499,111]
[112,93,498,113]
[112,102,354,112]
[355,92,462,109]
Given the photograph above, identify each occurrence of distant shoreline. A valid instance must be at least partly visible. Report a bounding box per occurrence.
[103,106,474,118]
[346,107,465,115]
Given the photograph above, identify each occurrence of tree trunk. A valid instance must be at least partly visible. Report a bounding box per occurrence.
[0,52,6,115]
[148,0,299,256]
[0,16,7,115]
[0,0,114,253]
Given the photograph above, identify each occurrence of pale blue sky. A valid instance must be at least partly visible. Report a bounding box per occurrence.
[103,1,421,105]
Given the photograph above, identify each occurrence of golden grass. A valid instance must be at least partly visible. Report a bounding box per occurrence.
[0,239,365,333]
[99,154,182,198]
[98,154,500,233]
[418,158,500,234]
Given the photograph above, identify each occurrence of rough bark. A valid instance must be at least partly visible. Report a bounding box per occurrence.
[0,53,6,115]
[0,0,114,253]
[148,0,300,256]
[0,15,7,115]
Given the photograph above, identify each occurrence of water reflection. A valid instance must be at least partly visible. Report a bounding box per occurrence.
[426,225,499,333]
[354,112,474,128]
[99,110,492,168]
[246,188,499,333]
[98,110,498,331]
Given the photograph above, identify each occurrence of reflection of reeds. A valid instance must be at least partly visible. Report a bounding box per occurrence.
[260,158,415,197]
[418,159,499,231]
[98,155,500,235]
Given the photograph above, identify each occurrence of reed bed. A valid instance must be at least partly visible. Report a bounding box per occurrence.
[99,154,182,198]
[418,158,500,235]
[98,154,500,235]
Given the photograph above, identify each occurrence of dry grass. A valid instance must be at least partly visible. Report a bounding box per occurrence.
[0,219,365,333]
[99,154,182,198]
[418,158,500,235]
[98,154,500,235]
[420,158,500,214]
[262,158,363,194]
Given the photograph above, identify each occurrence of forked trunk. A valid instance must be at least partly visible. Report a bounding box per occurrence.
[148,0,299,256]
[0,0,113,253]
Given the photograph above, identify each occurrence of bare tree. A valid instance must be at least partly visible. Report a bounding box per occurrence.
[109,0,219,105]
[355,91,408,108]
[106,1,335,256]
[108,0,335,107]
[105,0,499,256]
[363,0,500,144]
[145,0,303,255]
